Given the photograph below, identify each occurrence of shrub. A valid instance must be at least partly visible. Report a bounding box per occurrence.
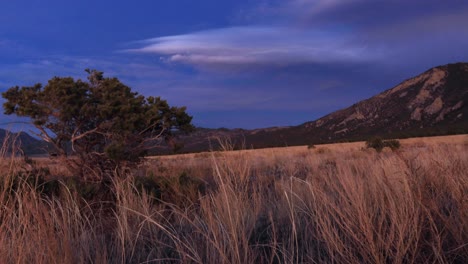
[384,139,401,150]
[0,168,62,199]
[64,177,106,200]
[133,175,162,199]
[366,137,385,152]
[133,172,206,207]
[366,137,401,152]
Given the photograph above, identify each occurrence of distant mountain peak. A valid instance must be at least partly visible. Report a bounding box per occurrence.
[0,128,46,155]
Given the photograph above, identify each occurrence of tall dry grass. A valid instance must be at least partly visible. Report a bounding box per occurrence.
[0,135,467,263]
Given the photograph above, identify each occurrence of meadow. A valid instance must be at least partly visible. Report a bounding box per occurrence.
[0,135,467,263]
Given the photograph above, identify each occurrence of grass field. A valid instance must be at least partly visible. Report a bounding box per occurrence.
[0,135,467,263]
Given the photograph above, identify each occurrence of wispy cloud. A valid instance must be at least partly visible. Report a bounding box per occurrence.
[246,0,468,27]
[127,26,380,67]
[128,0,468,70]
[274,0,358,17]
[233,0,361,25]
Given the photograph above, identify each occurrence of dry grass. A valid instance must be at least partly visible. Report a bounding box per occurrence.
[0,134,467,263]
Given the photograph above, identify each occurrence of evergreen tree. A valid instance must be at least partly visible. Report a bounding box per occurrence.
[2,69,193,179]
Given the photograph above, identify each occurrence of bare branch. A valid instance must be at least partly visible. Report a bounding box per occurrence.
[32,125,54,143]
[71,127,100,142]
[71,127,100,152]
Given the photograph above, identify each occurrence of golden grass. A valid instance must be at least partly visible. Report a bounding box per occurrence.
[0,134,467,263]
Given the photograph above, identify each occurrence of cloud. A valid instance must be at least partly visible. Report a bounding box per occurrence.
[127,26,381,67]
[275,0,359,17]
[236,0,468,41]
[128,0,468,71]
[246,0,468,26]
[233,0,361,25]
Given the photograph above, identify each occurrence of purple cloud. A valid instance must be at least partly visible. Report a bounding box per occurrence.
[127,26,381,66]
[128,0,468,71]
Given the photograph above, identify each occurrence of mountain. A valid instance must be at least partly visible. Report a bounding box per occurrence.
[299,62,467,140]
[174,62,468,153]
[255,62,468,145]
[0,128,47,155]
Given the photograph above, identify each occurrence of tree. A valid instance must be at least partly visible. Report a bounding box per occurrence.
[2,69,193,179]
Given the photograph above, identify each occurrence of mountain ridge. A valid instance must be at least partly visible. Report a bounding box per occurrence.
[300,63,466,135]
[175,62,468,152]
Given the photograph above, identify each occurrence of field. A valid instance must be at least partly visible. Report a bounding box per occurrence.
[0,135,467,263]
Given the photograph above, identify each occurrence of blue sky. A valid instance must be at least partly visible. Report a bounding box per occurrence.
[1,0,468,130]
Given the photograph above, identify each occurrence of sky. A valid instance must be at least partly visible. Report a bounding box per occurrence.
[1,0,468,130]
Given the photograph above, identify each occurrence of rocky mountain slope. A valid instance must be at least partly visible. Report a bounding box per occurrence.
[298,62,467,141]
[177,62,468,152]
